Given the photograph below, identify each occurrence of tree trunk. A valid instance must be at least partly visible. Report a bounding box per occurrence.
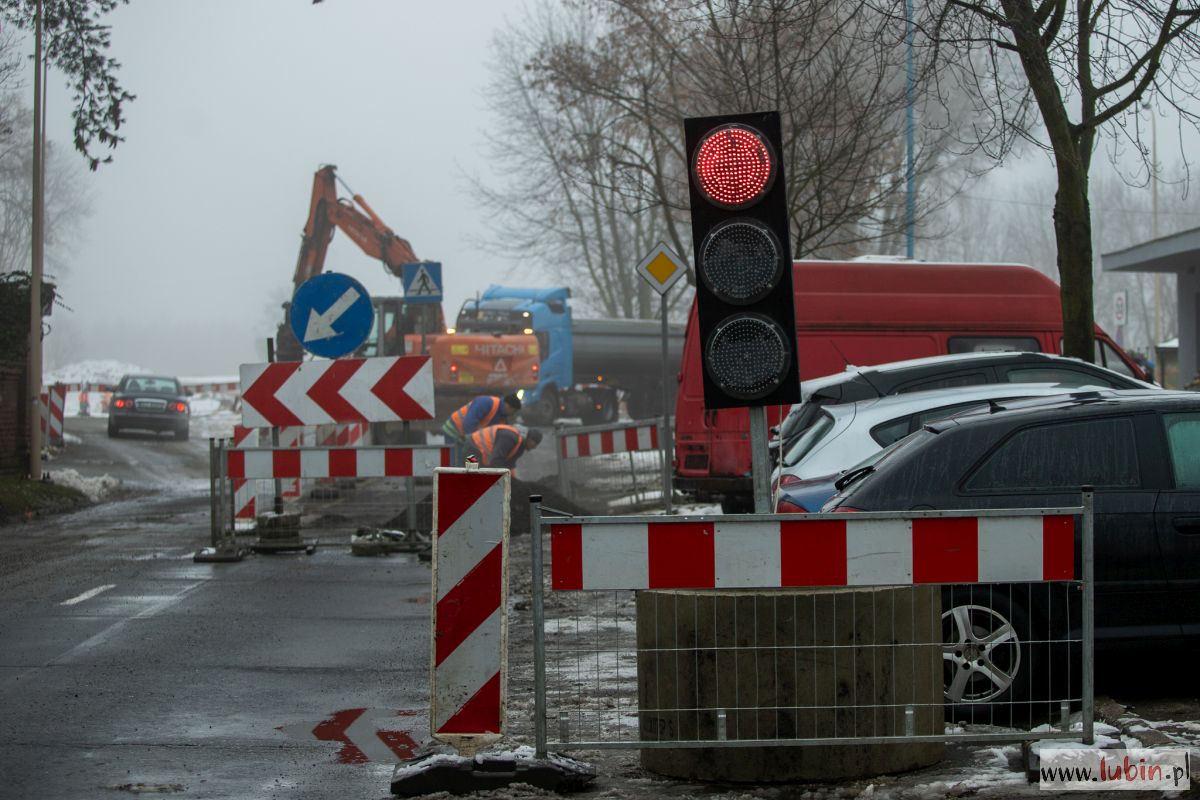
[1053,155,1095,362]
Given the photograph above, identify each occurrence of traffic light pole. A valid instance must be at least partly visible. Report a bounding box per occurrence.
[750,406,771,513]
[660,292,673,515]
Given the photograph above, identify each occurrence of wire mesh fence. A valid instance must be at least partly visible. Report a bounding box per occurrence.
[553,419,669,513]
[530,504,1094,753]
[207,437,447,555]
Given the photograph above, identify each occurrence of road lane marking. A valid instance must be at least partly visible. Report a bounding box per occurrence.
[60,584,116,606]
[47,580,207,666]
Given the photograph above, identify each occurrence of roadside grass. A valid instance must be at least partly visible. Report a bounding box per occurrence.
[0,474,89,524]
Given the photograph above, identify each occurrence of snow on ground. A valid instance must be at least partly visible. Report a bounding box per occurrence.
[45,359,150,386]
[48,468,121,501]
[189,406,240,441]
[178,374,238,385]
[45,358,244,433]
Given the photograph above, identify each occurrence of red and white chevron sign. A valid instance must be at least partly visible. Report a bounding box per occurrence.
[239,356,434,428]
[551,512,1076,591]
[560,422,658,459]
[231,426,259,522]
[431,468,510,746]
[227,445,450,479]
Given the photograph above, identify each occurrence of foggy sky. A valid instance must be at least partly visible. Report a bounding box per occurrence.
[29,1,1200,377]
[37,0,525,376]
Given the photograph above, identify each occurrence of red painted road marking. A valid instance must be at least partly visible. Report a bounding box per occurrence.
[279,708,424,764]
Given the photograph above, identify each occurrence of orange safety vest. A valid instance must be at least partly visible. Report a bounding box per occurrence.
[469,424,524,467]
[447,395,502,437]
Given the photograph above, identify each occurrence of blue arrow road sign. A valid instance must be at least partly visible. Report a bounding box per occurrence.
[289,272,374,359]
[402,261,442,304]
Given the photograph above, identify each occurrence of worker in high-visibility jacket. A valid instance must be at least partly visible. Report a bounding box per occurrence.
[466,424,542,471]
[442,393,521,465]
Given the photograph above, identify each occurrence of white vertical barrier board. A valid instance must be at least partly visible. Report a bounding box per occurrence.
[429,467,510,755]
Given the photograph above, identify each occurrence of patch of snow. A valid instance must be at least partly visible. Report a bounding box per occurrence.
[62,432,82,445]
[190,409,240,441]
[48,468,120,501]
[188,396,223,416]
[179,374,238,385]
[45,359,149,386]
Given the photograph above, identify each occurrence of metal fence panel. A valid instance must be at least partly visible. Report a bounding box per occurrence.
[207,439,448,555]
[530,502,1094,754]
[554,419,668,512]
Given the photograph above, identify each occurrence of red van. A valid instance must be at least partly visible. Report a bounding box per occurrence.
[673,259,1147,510]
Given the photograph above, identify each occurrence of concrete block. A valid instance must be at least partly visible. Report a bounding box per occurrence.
[636,587,944,782]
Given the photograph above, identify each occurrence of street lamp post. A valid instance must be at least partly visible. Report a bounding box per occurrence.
[27,0,44,479]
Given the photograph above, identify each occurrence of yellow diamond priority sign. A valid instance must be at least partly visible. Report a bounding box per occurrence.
[635,242,687,296]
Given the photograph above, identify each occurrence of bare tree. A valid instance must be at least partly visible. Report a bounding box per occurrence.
[476,0,970,318]
[894,0,1200,361]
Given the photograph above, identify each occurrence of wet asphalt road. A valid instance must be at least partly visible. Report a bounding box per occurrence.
[0,417,432,799]
[6,418,1200,800]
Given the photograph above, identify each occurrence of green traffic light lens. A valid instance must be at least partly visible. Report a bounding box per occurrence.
[704,314,791,400]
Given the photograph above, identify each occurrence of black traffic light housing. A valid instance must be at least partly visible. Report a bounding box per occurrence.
[685,110,800,410]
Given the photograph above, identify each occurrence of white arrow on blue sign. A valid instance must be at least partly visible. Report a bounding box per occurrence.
[289,272,375,359]
[402,261,442,304]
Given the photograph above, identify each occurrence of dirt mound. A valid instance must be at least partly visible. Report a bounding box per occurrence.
[510,478,592,533]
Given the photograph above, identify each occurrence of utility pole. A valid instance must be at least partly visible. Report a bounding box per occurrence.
[27,0,44,479]
[904,0,915,258]
[1150,105,1162,350]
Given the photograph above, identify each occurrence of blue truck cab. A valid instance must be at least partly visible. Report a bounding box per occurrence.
[456,286,579,422]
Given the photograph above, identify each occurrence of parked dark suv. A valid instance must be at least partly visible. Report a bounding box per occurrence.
[108,374,191,441]
[823,390,1197,718]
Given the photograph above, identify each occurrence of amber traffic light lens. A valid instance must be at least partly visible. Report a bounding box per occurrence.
[698,219,784,305]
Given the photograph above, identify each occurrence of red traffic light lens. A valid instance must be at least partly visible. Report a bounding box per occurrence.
[692,124,776,209]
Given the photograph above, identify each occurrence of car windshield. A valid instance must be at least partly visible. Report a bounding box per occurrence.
[125,377,179,394]
[846,436,908,473]
[782,411,834,467]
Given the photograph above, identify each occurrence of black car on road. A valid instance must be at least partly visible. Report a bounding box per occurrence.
[108,374,191,440]
[823,390,1198,719]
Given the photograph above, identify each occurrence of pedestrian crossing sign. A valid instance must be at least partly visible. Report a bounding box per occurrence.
[402,261,443,304]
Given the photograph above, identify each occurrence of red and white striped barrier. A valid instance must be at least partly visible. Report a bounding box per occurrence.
[430,467,511,747]
[58,382,115,393]
[227,446,450,480]
[182,380,239,394]
[278,426,305,498]
[559,422,658,459]
[39,384,65,443]
[550,513,1076,591]
[231,426,259,522]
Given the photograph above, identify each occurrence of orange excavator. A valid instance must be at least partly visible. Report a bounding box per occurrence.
[275,165,445,361]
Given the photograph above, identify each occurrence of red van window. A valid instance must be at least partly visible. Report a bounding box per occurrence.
[948,336,1040,353]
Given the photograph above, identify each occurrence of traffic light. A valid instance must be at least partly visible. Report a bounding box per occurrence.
[684,111,800,409]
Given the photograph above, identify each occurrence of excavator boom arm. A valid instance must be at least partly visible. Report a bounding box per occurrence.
[290,165,418,294]
[278,165,425,361]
